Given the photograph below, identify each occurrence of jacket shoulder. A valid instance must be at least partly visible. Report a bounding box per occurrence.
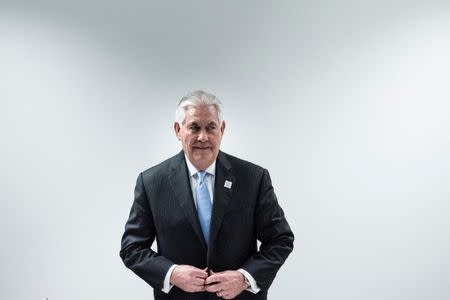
[140,153,182,182]
[220,151,266,175]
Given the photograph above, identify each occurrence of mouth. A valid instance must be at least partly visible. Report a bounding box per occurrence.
[193,146,212,150]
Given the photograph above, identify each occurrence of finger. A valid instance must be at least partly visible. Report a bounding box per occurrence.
[205,274,219,285]
[193,266,208,273]
[217,290,228,299]
[194,273,208,279]
[205,282,223,293]
[191,285,205,293]
[193,277,206,286]
[197,284,206,291]
[192,269,208,278]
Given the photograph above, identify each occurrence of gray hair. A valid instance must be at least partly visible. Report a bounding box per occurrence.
[175,90,224,125]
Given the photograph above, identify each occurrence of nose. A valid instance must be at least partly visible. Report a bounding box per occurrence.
[197,129,208,142]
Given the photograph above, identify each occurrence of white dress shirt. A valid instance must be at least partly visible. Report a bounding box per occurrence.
[162,156,260,294]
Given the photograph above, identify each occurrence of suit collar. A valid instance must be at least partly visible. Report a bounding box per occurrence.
[168,151,206,248]
[209,151,234,248]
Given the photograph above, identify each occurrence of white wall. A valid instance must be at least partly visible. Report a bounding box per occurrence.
[1,1,450,299]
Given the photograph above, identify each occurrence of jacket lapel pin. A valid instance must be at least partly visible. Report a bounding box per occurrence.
[224,180,232,189]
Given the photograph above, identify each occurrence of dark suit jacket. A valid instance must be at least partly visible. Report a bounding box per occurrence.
[120,151,294,300]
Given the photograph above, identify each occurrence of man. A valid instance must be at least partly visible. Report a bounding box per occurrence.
[120,90,294,300]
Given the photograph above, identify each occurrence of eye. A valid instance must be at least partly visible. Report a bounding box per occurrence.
[207,124,217,131]
[188,124,200,132]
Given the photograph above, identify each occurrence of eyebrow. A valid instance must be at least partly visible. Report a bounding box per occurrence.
[188,121,218,126]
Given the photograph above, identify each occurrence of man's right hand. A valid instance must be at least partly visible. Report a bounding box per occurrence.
[170,265,208,293]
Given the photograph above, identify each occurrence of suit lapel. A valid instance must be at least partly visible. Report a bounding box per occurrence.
[209,151,235,247]
[168,152,206,248]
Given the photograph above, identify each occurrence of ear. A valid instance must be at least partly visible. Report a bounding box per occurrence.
[220,121,226,135]
[174,122,181,140]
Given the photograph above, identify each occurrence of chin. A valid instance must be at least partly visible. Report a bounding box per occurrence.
[194,152,212,162]
[192,151,215,166]
[193,148,212,155]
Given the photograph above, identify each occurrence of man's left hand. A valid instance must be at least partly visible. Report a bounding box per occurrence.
[204,270,248,299]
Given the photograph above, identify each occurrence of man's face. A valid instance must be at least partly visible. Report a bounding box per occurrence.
[174,104,225,170]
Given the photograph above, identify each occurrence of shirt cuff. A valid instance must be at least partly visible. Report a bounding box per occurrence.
[238,268,261,294]
[162,264,178,293]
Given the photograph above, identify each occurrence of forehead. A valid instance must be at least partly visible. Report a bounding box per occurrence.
[184,105,220,124]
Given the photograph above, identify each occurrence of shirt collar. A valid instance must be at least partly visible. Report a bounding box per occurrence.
[185,155,216,177]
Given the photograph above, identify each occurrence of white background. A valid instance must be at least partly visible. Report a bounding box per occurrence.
[2,1,450,299]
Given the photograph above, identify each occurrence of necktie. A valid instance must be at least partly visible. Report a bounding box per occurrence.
[196,171,212,246]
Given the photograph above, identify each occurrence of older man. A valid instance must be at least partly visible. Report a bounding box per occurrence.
[120,91,294,300]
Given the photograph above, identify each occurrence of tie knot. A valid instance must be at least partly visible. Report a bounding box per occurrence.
[197,171,207,183]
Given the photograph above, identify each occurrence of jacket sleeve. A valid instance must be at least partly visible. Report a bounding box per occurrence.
[120,172,174,289]
[241,169,295,291]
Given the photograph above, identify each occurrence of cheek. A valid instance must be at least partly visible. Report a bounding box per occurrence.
[181,137,190,146]
[185,137,195,146]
